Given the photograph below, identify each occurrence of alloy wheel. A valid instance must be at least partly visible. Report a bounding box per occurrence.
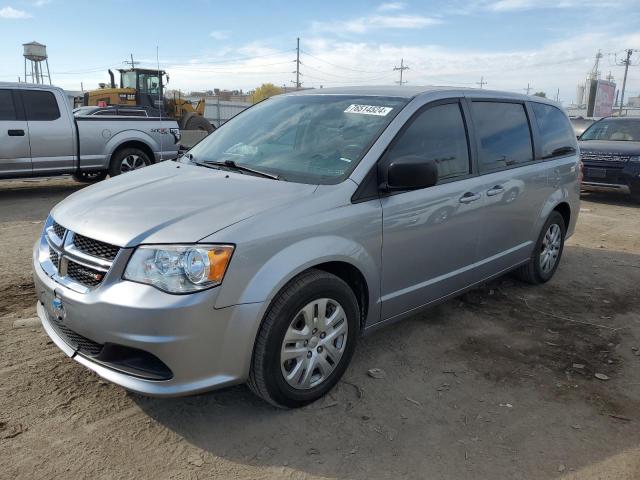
[280,298,348,390]
[540,223,562,273]
[120,154,146,173]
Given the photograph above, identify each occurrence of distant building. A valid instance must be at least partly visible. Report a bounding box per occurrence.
[628,96,640,108]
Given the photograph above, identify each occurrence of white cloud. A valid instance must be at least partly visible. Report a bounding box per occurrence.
[377,2,406,11]
[313,14,441,34]
[209,30,229,40]
[0,6,32,18]
[33,0,52,6]
[485,0,626,11]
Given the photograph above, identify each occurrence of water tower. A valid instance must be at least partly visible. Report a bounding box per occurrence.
[23,41,51,84]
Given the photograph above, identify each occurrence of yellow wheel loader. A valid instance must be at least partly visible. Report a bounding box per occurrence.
[83,68,214,133]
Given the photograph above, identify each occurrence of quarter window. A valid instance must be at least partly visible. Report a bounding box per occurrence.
[531,103,576,158]
[22,90,60,121]
[386,102,471,182]
[472,102,533,172]
[0,90,17,121]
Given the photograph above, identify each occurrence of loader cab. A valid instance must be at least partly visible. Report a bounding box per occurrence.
[119,68,166,111]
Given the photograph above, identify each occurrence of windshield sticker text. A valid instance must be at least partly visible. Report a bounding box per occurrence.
[344,104,393,116]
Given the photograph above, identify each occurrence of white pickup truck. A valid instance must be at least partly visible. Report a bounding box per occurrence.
[0,83,180,182]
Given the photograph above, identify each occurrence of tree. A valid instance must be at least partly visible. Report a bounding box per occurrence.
[252,83,282,103]
[533,91,547,98]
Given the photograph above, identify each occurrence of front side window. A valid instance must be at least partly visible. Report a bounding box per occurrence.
[384,102,470,182]
[22,90,60,121]
[580,119,640,142]
[188,95,407,184]
[0,90,17,121]
[531,103,576,158]
[138,73,161,95]
[472,101,533,173]
[121,71,137,89]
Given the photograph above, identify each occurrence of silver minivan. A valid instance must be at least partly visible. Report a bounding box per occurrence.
[33,86,580,407]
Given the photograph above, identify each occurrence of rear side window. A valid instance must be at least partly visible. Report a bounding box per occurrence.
[386,102,470,182]
[22,90,60,121]
[531,103,576,159]
[119,109,147,117]
[472,102,533,173]
[0,89,17,120]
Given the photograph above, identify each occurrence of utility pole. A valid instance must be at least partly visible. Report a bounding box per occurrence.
[523,83,532,95]
[292,37,302,89]
[554,88,560,102]
[615,49,637,116]
[476,76,487,89]
[124,53,138,69]
[394,58,409,85]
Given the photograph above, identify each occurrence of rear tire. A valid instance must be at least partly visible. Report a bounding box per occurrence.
[108,147,151,177]
[72,170,107,183]
[515,211,566,284]
[248,269,360,408]
[185,115,214,133]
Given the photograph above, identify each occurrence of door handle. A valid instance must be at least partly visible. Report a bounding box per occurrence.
[459,192,481,204]
[486,185,505,196]
[8,129,25,137]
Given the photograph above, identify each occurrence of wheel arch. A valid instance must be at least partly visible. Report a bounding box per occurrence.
[553,201,571,229]
[110,140,156,165]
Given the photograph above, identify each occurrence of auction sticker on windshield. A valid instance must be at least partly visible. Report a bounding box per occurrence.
[344,104,393,116]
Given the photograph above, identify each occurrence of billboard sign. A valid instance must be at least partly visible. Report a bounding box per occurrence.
[588,80,616,117]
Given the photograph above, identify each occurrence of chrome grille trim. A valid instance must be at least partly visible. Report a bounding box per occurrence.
[39,217,121,293]
[580,152,630,163]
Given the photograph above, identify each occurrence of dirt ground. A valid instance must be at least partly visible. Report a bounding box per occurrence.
[1,177,639,480]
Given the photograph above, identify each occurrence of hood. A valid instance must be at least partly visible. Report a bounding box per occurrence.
[579,140,640,155]
[52,161,317,247]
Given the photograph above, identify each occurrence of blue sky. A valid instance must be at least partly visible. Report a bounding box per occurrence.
[1,0,639,103]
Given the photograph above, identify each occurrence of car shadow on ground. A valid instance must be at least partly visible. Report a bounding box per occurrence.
[581,191,638,208]
[133,246,640,480]
[0,178,86,223]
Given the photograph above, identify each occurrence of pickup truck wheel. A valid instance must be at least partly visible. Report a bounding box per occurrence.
[248,269,360,408]
[72,171,107,183]
[515,211,566,284]
[109,148,151,177]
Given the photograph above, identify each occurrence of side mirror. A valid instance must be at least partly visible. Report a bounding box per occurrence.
[384,155,438,191]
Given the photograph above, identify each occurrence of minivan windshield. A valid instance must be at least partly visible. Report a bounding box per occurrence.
[187,94,407,184]
[580,119,640,142]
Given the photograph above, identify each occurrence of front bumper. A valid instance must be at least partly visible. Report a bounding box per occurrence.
[33,243,263,397]
[581,161,640,196]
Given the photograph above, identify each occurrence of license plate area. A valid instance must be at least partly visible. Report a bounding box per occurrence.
[586,167,606,178]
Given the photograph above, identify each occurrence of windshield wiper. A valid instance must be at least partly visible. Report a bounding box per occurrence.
[203,159,282,180]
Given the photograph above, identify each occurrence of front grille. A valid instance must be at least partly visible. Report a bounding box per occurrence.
[52,221,66,240]
[580,152,630,163]
[66,261,105,287]
[49,247,59,268]
[51,319,103,356]
[73,233,119,261]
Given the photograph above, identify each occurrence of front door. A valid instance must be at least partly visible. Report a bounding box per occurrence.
[0,89,31,177]
[380,100,486,320]
[21,89,75,174]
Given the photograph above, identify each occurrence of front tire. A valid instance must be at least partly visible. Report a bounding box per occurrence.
[515,211,566,284]
[248,269,360,408]
[108,147,151,177]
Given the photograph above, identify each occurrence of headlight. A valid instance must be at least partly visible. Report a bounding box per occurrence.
[629,156,640,163]
[123,244,234,293]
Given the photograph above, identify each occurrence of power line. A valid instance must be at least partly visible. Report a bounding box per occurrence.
[393,58,409,85]
[299,49,390,74]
